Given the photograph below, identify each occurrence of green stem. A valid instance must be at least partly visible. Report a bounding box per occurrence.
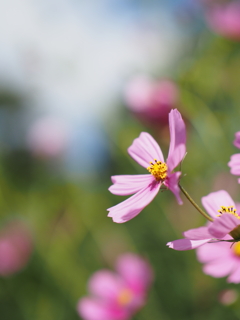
[178,183,213,222]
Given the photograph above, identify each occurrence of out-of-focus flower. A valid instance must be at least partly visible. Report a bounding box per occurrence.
[0,221,33,276]
[27,117,68,159]
[108,109,186,223]
[205,1,240,40]
[218,289,238,305]
[167,190,240,282]
[228,132,240,183]
[77,253,153,320]
[124,76,179,127]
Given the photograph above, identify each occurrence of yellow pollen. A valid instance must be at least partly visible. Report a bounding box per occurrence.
[147,159,168,182]
[117,288,133,306]
[217,206,240,219]
[233,242,240,257]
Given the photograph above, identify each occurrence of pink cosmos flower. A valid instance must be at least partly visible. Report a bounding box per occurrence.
[228,131,240,183]
[0,221,33,276]
[167,190,240,283]
[107,109,186,223]
[205,1,240,40]
[77,253,153,320]
[196,235,240,283]
[124,76,179,127]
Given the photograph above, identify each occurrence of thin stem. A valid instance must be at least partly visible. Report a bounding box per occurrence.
[178,183,213,222]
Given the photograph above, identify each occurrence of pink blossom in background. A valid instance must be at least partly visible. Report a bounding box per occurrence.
[218,289,238,305]
[167,190,240,282]
[0,221,33,276]
[233,131,240,149]
[77,253,153,320]
[27,117,68,159]
[108,109,186,223]
[124,75,179,126]
[228,131,240,183]
[205,1,240,40]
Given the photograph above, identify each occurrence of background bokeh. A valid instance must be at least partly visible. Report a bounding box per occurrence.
[1,0,240,319]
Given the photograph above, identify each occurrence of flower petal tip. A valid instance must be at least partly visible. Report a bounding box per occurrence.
[166,242,173,249]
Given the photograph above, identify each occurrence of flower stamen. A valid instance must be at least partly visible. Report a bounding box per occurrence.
[217,206,240,219]
[233,242,240,257]
[147,159,168,182]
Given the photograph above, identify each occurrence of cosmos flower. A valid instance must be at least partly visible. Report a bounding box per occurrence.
[0,221,33,276]
[124,75,179,127]
[228,131,240,183]
[77,253,153,320]
[196,235,240,283]
[107,109,186,223]
[167,190,240,283]
[167,190,240,250]
[205,1,240,40]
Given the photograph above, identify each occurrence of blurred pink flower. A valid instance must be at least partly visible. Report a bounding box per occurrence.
[27,117,68,158]
[124,76,179,126]
[108,109,186,223]
[167,190,240,282]
[77,253,153,320]
[218,289,238,305]
[205,1,240,40]
[0,221,33,276]
[228,131,240,183]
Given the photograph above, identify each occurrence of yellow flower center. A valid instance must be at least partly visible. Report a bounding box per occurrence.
[233,242,240,257]
[147,159,168,182]
[117,288,133,306]
[217,206,240,220]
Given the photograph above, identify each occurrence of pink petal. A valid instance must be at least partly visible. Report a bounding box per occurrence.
[127,132,164,168]
[201,190,235,219]
[165,171,182,204]
[109,175,154,196]
[77,298,111,320]
[206,2,240,40]
[116,253,153,293]
[236,202,240,214]
[208,214,239,239]
[203,258,236,278]
[107,181,160,223]
[227,265,240,283]
[167,109,186,172]
[228,154,240,176]
[233,132,240,149]
[166,239,210,251]
[183,226,212,240]
[88,270,123,301]
[77,298,128,320]
[196,237,233,263]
